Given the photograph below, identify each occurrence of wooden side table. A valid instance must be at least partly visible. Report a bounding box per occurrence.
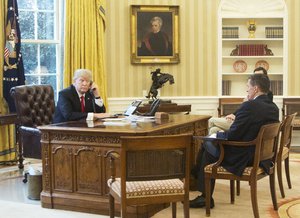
[0,113,20,167]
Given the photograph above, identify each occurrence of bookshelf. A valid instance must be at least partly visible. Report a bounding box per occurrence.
[218,0,288,97]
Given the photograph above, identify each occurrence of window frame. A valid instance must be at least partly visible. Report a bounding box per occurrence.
[19,0,63,100]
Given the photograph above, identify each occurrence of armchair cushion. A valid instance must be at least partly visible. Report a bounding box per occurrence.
[205,164,264,176]
[108,178,184,199]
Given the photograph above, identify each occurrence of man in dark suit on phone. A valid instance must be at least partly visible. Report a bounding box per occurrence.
[53,69,109,123]
[190,74,279,209]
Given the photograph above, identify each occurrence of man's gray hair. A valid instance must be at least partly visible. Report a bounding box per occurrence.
[73,69,92,82]
[151,16,163,26]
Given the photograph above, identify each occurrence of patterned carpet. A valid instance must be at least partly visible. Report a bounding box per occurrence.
[278,198,300,218]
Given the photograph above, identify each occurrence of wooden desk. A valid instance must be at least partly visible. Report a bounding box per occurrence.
[137,103,191,114]
[0,113,19,165]
[39,114,210,217]
[0,113,17,125]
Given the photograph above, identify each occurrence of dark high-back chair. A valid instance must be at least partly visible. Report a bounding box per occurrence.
[10,85,55,168]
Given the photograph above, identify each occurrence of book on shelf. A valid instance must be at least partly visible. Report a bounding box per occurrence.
[222,27,239,38]
[265,27,283,38]
[270,80,283,95]
[222,80,231,95]
[230,44,274,56]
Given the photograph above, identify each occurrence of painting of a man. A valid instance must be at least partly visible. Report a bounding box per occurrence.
[137,14,173,56]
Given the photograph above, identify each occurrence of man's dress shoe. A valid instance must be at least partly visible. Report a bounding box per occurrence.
[189,195,215,208]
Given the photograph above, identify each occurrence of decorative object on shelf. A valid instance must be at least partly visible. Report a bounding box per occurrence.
[230,45,239,56]
[233,60,247,73]
[255,60,269,71]
[145,68,174,99]
[264,45,274,56]
[247,19,256,38]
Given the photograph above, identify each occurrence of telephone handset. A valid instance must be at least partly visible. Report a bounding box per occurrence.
[144,99,161,116]
[89,81,95,95]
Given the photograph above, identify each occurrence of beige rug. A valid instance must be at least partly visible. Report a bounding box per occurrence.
[1,156,300,218]
[0,200,107,218]
[278,198,300,218]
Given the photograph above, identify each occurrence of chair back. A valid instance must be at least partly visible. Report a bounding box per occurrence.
[10,85,55,127]
[218,98,244,117]
[279,113,297,153]
[253,123,281,168]
[120,134,191,182]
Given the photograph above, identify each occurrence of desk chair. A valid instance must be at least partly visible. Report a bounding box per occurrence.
[204,123,281,218]
[10,85,55,169]
[106,134,192,218]
[277,112,297,198]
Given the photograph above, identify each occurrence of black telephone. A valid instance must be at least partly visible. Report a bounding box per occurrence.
[89,81,95,95]
[144,99,161,116]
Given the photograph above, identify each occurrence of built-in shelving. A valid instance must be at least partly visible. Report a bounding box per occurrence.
[218,0,288,97]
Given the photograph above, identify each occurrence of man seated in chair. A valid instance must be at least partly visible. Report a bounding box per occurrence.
[208,67,273,135]
[190,74,279,208]
[53,69,110,123]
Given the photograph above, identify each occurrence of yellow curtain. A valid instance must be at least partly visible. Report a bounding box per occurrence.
[0,0,16,162]
[64,0,107,106]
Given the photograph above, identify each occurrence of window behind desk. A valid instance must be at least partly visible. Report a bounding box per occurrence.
[18,0,64,101]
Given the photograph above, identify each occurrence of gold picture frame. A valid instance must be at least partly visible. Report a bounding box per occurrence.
[130,5,179,64]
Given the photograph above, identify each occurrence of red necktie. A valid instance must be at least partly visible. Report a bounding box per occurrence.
[80,95,85,112]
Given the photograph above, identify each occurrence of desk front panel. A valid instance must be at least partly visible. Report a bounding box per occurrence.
[39,115,210,216]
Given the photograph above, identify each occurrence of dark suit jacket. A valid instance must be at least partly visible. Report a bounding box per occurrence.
[138,31,172,56]
[216,94,279,176]
[53,85,106,123]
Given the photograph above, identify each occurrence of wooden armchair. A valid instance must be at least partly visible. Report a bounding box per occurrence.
[204,122,281,218]
[282,98,300,130]
[218,98,244,117]
[106,134,192,218]
[277,112,297,198]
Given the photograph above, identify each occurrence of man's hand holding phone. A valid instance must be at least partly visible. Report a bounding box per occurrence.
[89,82,101,98]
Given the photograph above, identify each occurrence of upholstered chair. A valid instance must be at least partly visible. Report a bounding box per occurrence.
[277,112,297,198]
[107,134,192,218]
[10,85,55,168]
[204,123,281,218]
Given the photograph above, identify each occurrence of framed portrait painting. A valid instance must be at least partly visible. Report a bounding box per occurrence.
[130,5,179,64]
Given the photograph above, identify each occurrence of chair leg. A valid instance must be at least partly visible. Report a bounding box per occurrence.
[171,202,176,218]
[285,157,292,189]
[250,180,259,218]
[270,173,278,210]
[230,180,235,204]
[109,194,115,218]
[236,180,240,196]
[121,199,127,218]
[277,159,285,198]
[205,176,211,217]
[183,195,190,218]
